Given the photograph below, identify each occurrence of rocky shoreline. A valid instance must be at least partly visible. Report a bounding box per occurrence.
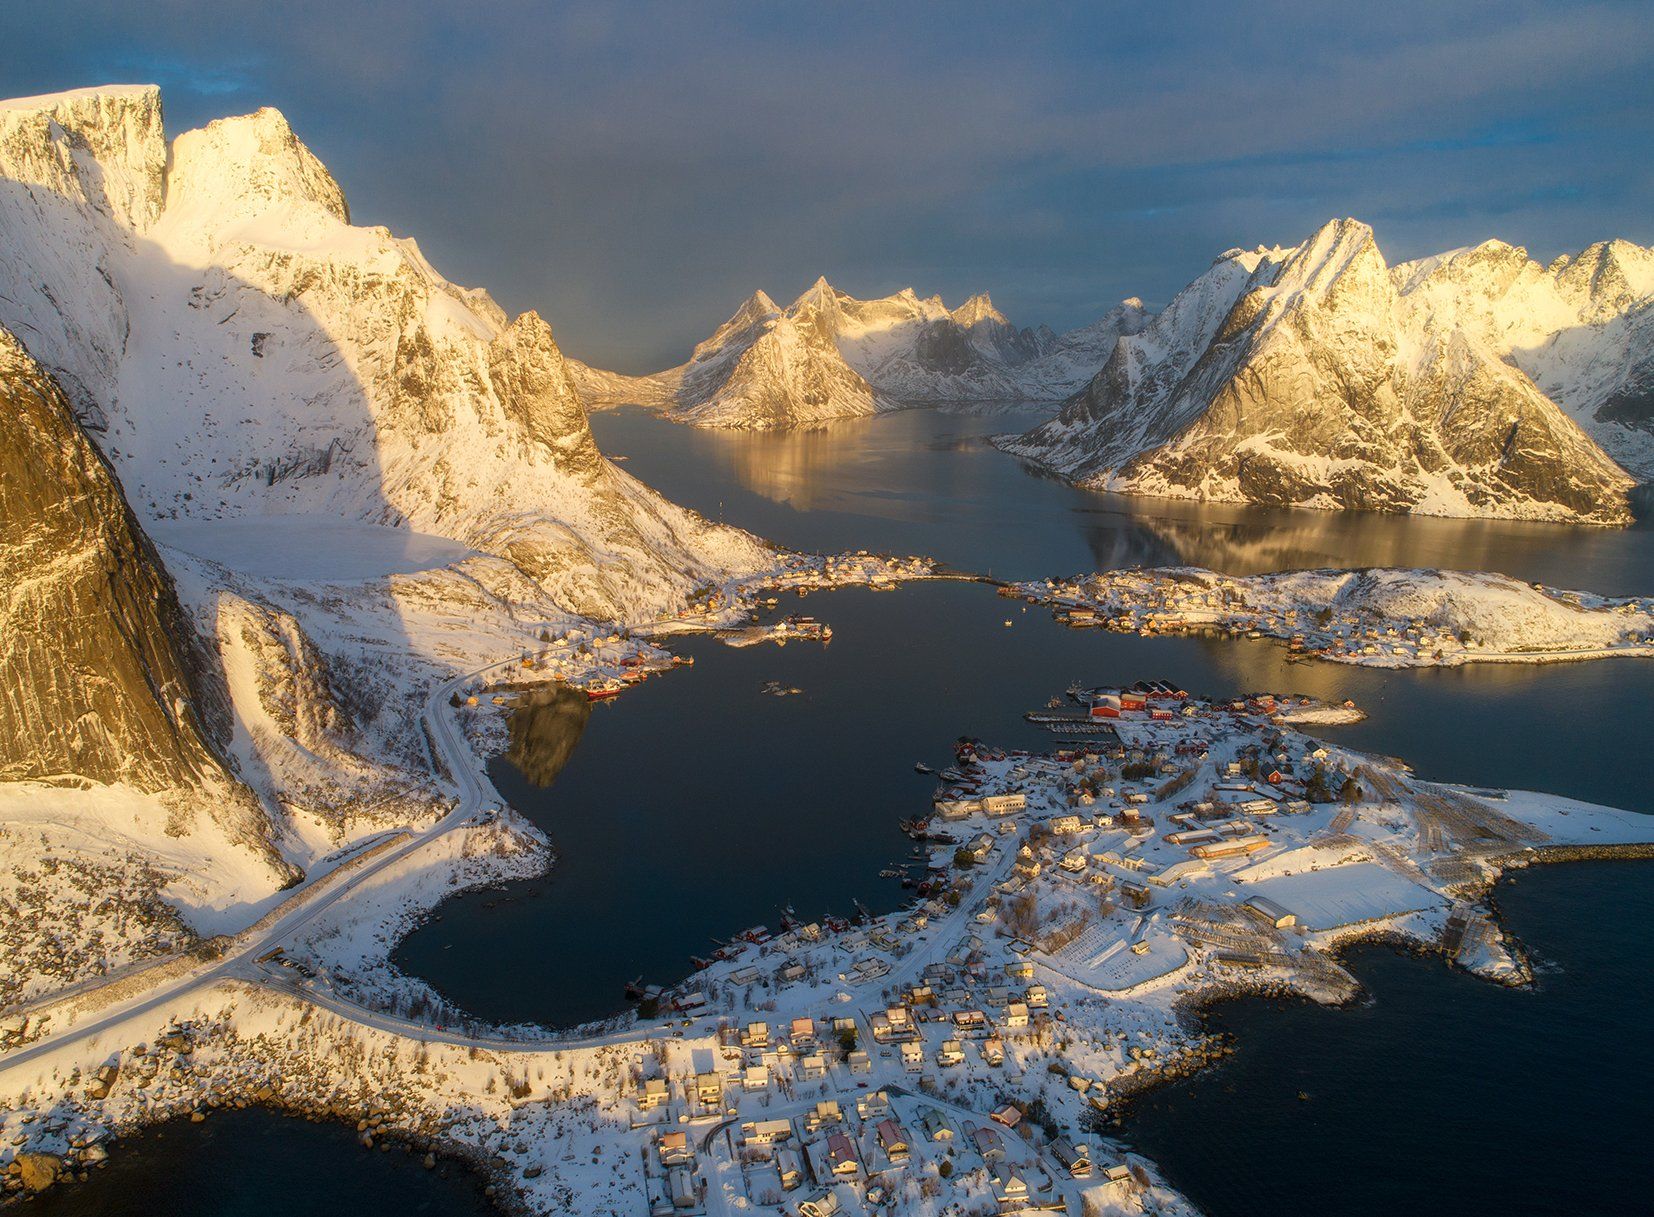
[1099,844,1654,1144]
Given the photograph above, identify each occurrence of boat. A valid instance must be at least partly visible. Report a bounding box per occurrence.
[914,762,934,774]
[586,677,626,701]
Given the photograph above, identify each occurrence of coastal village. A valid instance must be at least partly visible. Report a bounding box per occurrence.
[580,680,1650,1217]
[7,516,1654,1217]
[1009,566,1654,668]
[3,562,1652,1217]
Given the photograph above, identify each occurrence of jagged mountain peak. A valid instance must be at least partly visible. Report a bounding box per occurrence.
[951,292,1009,328]
[1271,218,1385,294]
[166,106,351,227]
[1001,217,1639,524]
[631,274,1163,427]
[1551,238,1654,316]
[0,82,167,232]
[794,274,839,306]
[0,81,773,621]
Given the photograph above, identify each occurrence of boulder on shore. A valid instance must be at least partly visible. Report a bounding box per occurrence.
[16,1151,64,1192]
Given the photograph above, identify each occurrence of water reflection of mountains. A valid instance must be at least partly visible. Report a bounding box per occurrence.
[1073,501,1650,585]
[504,686,592,788]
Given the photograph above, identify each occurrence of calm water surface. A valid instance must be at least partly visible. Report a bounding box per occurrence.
[1121,861,1654,1217]
[27,1107,494,1217]
[592,404,1654,593]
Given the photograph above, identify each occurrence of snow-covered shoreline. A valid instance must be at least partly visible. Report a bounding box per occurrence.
[1008,565,1654,668]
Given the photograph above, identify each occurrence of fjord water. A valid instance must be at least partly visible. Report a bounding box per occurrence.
[403,407,1654,1209]
[591,404,1654,593]
[400,405,1654,1206]
[26,1106,494,1217]
[60,405,1654,1216]
[394,579,1654,1030]
[1121,862,1654,1217]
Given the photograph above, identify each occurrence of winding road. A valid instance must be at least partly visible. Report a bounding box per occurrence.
[0,655,519,1079]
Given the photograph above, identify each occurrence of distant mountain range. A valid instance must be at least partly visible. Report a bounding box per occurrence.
[575,221,1653,527]
[572,280,1152,429]
[998,219,1652,525]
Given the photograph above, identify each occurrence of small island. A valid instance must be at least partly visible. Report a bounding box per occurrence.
[1008,566,1654,668]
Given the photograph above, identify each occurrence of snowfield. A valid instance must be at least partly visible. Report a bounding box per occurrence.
[151,518,477,581]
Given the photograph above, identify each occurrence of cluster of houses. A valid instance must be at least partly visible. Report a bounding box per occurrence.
[1011,572,1504,664]
[630,679,1419,1217]
[703,1086,1126,1217]
[917,688,1393,998]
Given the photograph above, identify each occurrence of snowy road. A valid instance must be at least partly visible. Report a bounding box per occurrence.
[0,655,519,1078]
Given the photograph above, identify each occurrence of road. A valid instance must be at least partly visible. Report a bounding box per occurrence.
[0,654,521,1079]
[1,570,1013,1074]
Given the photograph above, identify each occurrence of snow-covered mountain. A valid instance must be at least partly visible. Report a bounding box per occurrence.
[1000,219,1641,526]
[0,85,771,621]
[0,84,784,997]
[581,277,1152,429]
[0,322,283,866]
[1393,237,1654,476]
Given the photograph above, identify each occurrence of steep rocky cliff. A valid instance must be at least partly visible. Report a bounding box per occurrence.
[0,323,288,867]
[1001,220,1638,525]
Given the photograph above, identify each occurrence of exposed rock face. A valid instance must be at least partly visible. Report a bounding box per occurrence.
[0,85,770,623]
[1001,220,1638,525]
[586,279,1152,429]
[0,323,288,869]
[1395,237,1654,475]
[0,322,219,791]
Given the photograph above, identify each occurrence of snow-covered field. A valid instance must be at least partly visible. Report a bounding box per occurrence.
[152,518,476,581]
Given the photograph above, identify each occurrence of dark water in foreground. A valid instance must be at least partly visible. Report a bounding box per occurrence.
[43,862,1654,1217]
[1122,861,1654,1217]
[25,1107,494,1217]
[395,578,1654,1030]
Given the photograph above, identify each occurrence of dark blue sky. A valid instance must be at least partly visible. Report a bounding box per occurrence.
[5,1,1650,371]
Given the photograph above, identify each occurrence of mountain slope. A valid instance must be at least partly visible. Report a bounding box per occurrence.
[585,278,1152,429]
[1001,220,1637,525]
[1394,238,1654,476]
[0,86,773,622]
[0,321,289,867]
